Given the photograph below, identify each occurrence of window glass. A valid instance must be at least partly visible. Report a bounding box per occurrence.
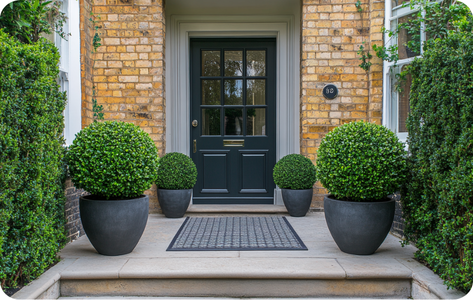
[398,65,412,132]
[398,14,420,59]
[224,51,243,77]
[202,51,220,76]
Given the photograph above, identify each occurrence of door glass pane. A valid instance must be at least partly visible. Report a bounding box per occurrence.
[246,50,266,76]
[202,51,220,76]
[398,65,412,133]
[224,51,243,77]
[246,79,265,105]
[224,108,243,135]
[398,14,419,59]
[202,80,221,105]
[224,80,243,105]
[202,108,220,135]
[247,108,266,136]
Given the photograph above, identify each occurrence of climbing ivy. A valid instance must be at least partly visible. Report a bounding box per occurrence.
[90,6,104,121]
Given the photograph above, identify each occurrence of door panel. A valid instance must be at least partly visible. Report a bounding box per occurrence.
[191,38,276,204]
[201,151,229,193]
[240,151,267,193]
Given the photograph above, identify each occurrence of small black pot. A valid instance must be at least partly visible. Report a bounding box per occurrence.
[157,188,192,218]
[281,188,313,217]
[80,195,149,256]
[324,195,395,255]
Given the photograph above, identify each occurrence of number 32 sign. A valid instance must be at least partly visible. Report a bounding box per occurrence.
[323,84,338,100]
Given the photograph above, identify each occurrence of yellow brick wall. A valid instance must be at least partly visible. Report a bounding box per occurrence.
[301,0,384,209]
[80,0,94,128]
[81,0,165,212]
[80,1,384,210]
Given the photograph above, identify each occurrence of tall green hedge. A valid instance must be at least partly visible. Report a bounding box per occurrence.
[401,31,473,293]
[0,31,67,289]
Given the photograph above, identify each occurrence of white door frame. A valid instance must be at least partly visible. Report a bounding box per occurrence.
[165,15,300,204]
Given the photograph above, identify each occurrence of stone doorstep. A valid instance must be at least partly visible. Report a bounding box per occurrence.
[186,205,288,214]
[12,257,466,299]
[186,205,323,214]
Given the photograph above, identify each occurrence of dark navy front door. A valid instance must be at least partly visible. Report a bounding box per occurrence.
[190,38,276,204]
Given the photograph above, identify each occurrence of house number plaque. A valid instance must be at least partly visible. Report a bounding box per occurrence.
[323,84,338,99]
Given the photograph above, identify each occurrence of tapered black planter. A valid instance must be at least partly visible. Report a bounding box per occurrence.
[80,195,149,256]
[324,195,395,255]
[281,188,313,217]
[157,189,192,218]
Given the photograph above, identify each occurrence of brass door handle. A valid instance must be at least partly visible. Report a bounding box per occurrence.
[193,139,197,153]
[192,120,198,127]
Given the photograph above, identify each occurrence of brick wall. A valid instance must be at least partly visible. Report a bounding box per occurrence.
[81,0,166,213]
[301,0,384,209]
[80,0,95,127]
[64,178,87,241]
[390,193,405,238]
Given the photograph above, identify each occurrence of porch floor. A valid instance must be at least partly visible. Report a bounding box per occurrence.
[13,212,466,299]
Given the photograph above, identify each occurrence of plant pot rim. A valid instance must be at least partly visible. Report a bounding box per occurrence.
[280,187,313,190]
[157,188,193,191]
[81,194,148,202]
[324,194,394,204]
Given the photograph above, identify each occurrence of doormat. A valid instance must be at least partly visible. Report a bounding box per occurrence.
[167,216,307,251]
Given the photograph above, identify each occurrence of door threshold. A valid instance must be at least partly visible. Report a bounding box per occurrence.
[187,204,287,214]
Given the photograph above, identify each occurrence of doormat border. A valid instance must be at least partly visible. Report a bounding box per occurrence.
[167,216,308,251]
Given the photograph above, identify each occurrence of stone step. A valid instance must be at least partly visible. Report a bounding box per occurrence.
[58,297,389,300]
[57,257,412,299]
[59,278,411,298]
[186,204,288,214]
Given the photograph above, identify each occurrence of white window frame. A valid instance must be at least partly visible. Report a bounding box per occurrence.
[56,0,81,145]
[383,0,426,143]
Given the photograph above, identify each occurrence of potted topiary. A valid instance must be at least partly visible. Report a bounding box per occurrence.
[316,121,407,255]
[273,154,317,217]
[66,121,159,256]
[156,152,197,218]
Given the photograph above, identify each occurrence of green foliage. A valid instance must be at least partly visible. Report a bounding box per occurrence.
[66,121,159,199]
[156,152,197,190]
[355,0,362,12]
[316,121,407,201]
[0,31,67,288]
[0,0,69,44]
[401,31,473,293]
[357,42,372,71]
[92,86,104,121]
[372,0,472,67]
[273,154,317,190]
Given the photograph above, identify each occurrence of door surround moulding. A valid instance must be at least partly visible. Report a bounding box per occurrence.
[165,15,300,205]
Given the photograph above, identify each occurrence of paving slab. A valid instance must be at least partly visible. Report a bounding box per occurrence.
[118,257,345,279]
[336,257,412,279]
[61,257,129,279]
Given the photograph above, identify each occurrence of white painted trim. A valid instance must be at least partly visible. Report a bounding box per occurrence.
[166,15,300,205]
[64,0,82,145]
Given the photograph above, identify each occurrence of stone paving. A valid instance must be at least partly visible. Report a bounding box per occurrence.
[13,212,467,299]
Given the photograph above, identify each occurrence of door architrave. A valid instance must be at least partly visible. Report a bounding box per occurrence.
[166,15,300,205]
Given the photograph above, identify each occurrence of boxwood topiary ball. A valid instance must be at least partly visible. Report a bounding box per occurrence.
[156,152,197,190]
[316,121,407,202]
[66,121,159,199]
[273,154,317,190]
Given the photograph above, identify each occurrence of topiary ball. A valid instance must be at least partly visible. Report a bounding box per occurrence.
[66,121,159,199]
[273,154,317,190]
[156,152,197,189]
[316,121,407,202]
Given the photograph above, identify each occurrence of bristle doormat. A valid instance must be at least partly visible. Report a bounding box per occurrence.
[167,216,308,251]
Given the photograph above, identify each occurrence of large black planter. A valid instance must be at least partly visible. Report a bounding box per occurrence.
[157,189,192,218]
[80,195,149,256]
[281,188,313,217]
[324,195,395,255]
